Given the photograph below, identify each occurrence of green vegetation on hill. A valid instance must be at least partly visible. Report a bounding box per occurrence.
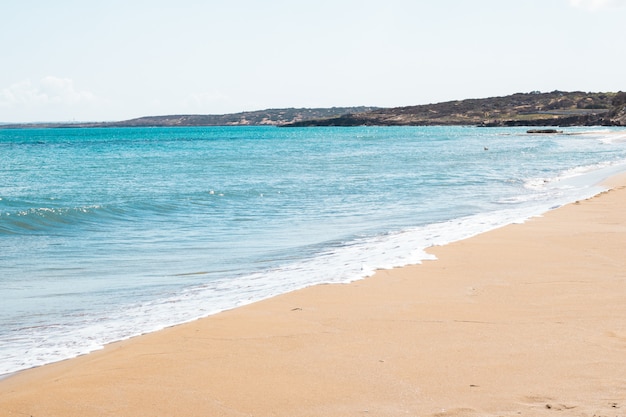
[105,107,381,127]
[2,91,625,129]
[283,91,626,127]
[0,107,379,129]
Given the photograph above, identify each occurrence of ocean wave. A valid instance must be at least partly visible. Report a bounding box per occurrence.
[0,204,125,235]
[3,125,626,377]
[0,193,212,235]
[575,129,626,144]
[0,204,562,376]
[522,159,626,192]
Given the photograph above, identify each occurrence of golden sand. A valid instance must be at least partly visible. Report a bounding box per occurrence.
[1,176,625,417]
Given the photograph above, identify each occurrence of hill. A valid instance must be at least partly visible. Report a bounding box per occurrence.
[2,92,625,129]
[283,91,626,127]
[0,107,379,129]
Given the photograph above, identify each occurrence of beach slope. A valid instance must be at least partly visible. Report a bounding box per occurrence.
[1,177,626,417]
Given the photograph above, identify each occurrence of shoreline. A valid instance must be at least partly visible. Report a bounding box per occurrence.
[1,173,626,416]
[5,137,625,379]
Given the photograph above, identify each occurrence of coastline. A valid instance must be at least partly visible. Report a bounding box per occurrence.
[1,173,626,416]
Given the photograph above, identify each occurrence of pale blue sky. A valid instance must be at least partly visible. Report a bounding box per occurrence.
[1,0,625,122]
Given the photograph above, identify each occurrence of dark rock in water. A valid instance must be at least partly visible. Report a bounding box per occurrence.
[526,129,563,134]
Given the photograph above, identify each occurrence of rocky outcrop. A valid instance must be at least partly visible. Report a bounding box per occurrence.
[608,106,626,125]
[527,129,563,134]
[283,91,621,127]
[605,92,626,126]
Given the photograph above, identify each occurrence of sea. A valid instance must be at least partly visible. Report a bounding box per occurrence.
[2,125,626,376]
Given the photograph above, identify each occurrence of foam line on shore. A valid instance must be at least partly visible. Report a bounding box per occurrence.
[1,171,626,416]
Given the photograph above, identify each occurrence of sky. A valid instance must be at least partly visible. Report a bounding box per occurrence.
[1,0,625,123]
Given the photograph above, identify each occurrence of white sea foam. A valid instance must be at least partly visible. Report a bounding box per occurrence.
[591,130,626,144]
[2,126,626,377]
[524,158,626,193]
[0,185,608,376]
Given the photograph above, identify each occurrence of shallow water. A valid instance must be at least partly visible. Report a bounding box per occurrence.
[2,125,626,375]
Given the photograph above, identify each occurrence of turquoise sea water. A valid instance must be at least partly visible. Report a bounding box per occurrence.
[2,125,626,375]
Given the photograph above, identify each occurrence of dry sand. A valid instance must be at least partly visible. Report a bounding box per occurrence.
[1,175,626,417]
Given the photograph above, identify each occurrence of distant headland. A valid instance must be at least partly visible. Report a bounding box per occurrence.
[282,91,626,127]
[2,91,625,129]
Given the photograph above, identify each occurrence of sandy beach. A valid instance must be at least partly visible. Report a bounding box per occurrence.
[2,174,626,417]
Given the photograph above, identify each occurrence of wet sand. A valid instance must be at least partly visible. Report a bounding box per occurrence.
[1,175,626,417]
